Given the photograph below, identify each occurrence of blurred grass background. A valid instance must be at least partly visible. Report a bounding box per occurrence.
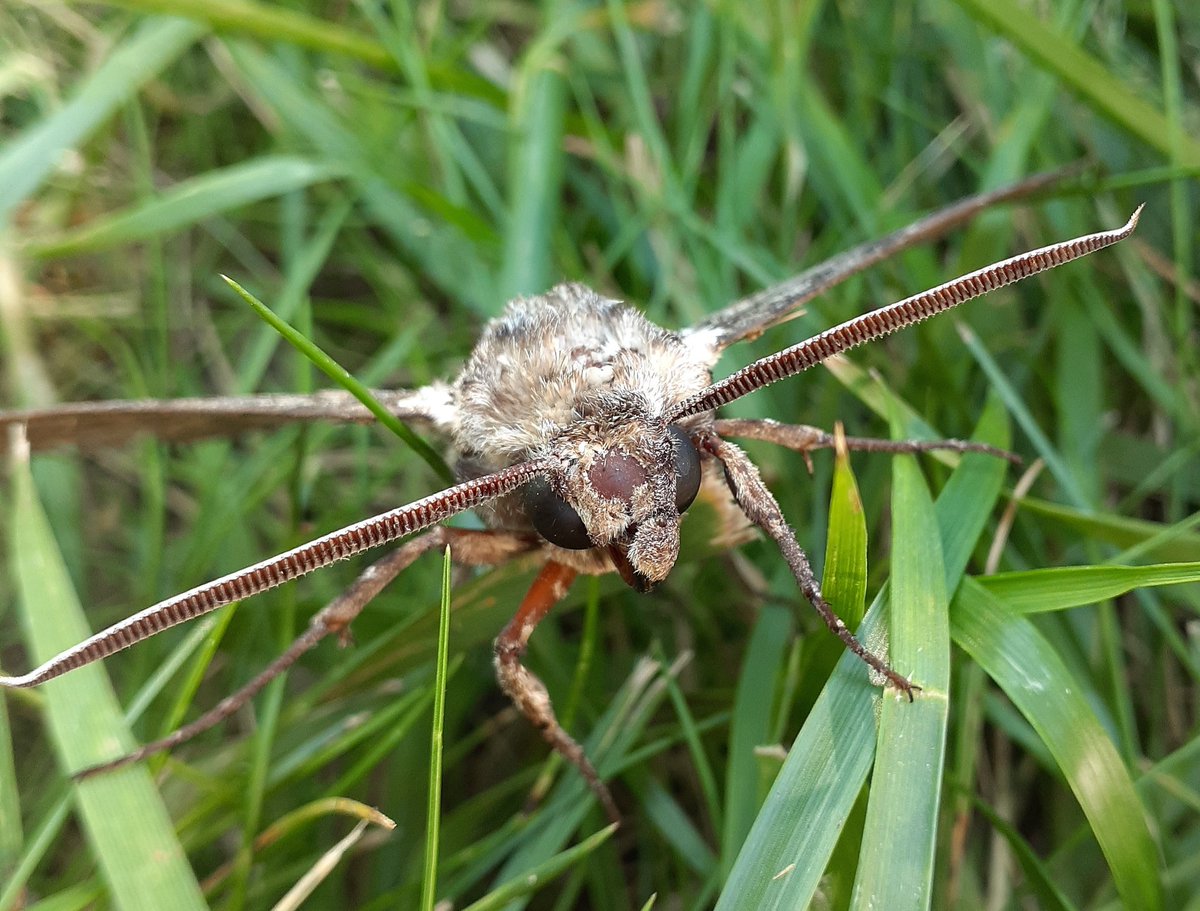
[0,1,1198,909]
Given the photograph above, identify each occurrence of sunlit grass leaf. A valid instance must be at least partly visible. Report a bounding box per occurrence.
[8,442,206,910]
[822,433,868,631]
[952,579,1162,911]
[852,454,949,909]
[979,562,1200,613]
[1016,498,1200,563]
[714,612,882,910]
[714,422,879,910]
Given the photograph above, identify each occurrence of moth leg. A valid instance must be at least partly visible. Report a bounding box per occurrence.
[494,560,619,824]
[713,417,1018,470]
[700,431,919,699]
[79,526,534,778]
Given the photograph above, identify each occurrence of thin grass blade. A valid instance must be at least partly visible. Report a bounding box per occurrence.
[490,656,682,910]
[221,276,453,482]
[498,9,567,299]
[966,793,1079,911]
[1016,498,1200,563]
[714,606,884,910]
[720,604,793,878]
[0,692,18,883]
[461,823,617,911]
[105,0,391,67]
[714,423,875,909]
[421,546,453,911]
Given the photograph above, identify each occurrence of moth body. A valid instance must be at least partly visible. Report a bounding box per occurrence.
[449,283,716,587]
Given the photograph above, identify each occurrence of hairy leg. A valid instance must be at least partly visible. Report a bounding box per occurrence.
[713,417,1018,468]
[700,431,918,699]
[493,560,620,824]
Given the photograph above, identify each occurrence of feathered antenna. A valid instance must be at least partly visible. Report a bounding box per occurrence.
[0,459,550,688]
[671,206,1143,420]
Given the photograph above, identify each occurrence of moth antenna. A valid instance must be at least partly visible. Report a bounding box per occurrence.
[671,206,1143,420]
[0,459,550,689]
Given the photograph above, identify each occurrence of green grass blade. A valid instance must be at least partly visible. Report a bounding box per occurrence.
[980,563,1200,613]
[952,578,1162,911]
[29,156,343,258]
[104,0,391,67]
[0,17,205,225]
[949,0,1200,166]
[718,397,1012,908]
[714,607,884,910]
[421,546,452,911]
[958,324,1087,508]
[498,7,567,299]
[221,276,454,482]
[488,657,681,908]
[932,394,1012,583]
[222,41,499,314]
[461,823,617,911]
[0,690,18,883]
[823,437,868,632]
[798,430,870,711]
[714,430,875,909]
[852,455,949,909]
[720,605,793,878]
[0,796,73,909]
[1016,498,1200,563]
[8,441,206,910]
[967,793,1080,911]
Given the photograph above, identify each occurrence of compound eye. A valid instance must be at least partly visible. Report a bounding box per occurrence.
[522,477,592,549]
[669,426,702,513]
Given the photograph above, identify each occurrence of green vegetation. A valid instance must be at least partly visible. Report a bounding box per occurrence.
[1,2,1197,908]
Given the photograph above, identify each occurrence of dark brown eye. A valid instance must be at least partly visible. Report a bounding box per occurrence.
[669,425,701,512]
[522,477,592,549]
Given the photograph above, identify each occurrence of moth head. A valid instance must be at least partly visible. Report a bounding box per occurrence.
[521,396,702,591]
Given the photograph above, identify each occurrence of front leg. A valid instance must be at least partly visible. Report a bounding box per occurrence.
[700,431,919,699]
[713,417,1019,468]
[494,560,620,824]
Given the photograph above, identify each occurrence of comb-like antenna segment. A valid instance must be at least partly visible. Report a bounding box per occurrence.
[0,459,549,688]
[670,206,1142,421]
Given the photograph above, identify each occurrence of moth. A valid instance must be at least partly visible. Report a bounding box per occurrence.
[0,173,1141,822]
